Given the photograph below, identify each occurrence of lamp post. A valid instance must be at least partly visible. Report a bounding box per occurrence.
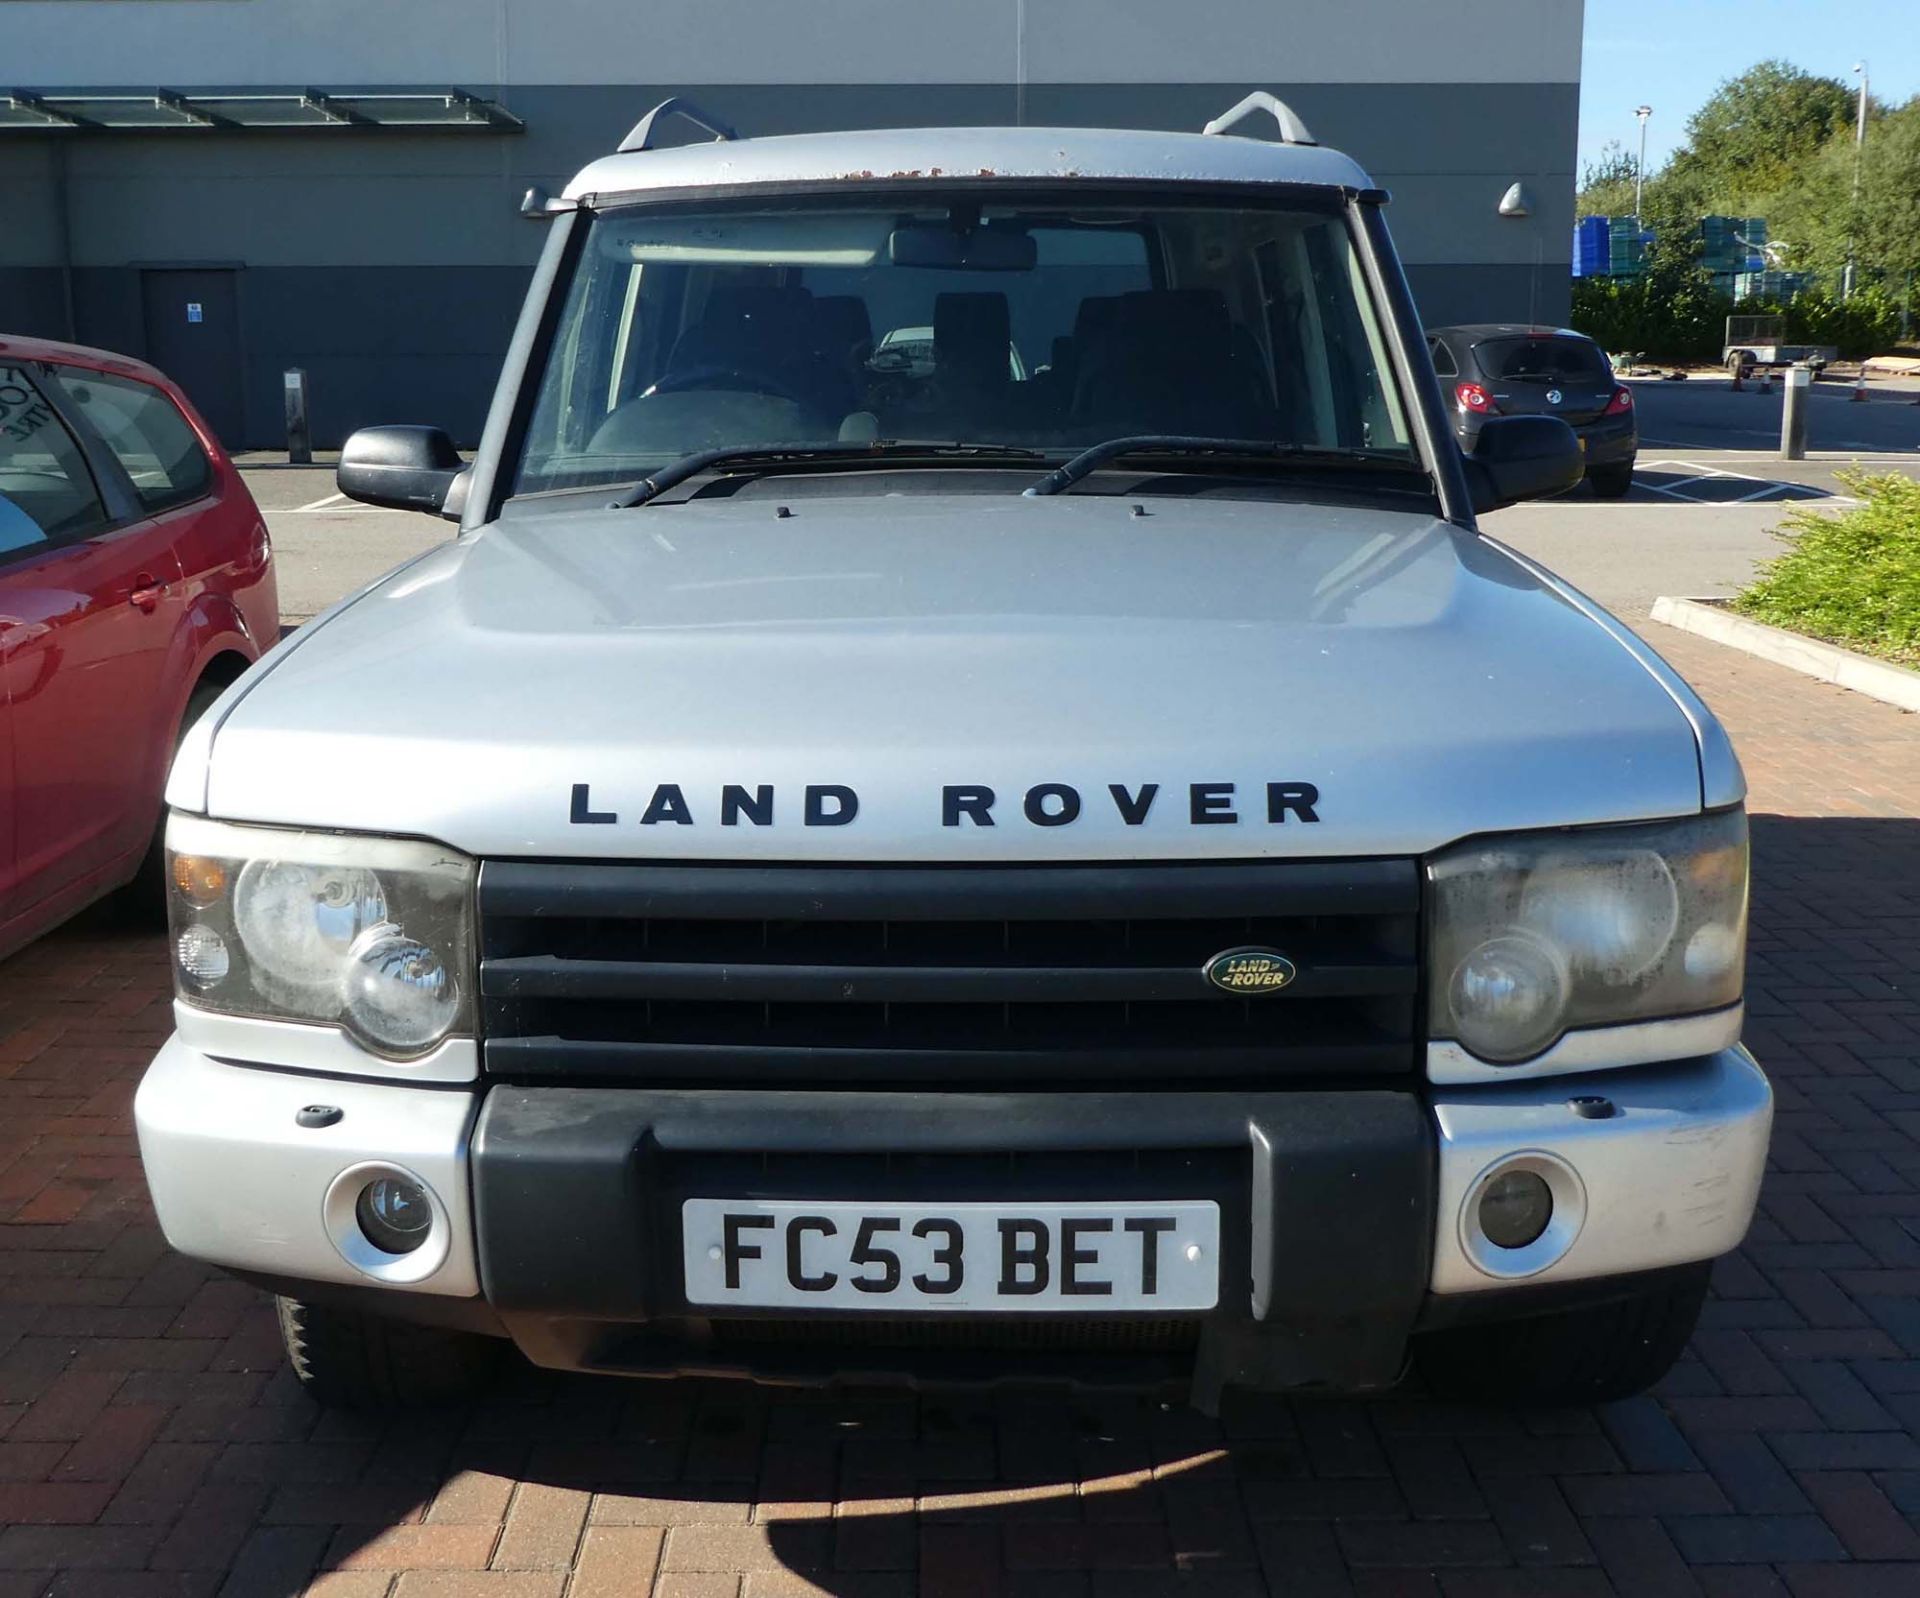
[1844,62,1867,301]
[1634,105,1653,219]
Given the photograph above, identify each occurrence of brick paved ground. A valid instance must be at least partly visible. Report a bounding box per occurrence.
[2,627,1917,1598]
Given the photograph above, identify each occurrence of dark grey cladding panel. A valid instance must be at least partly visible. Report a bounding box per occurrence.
[1403,263,1571,331]
[503,81,1573,190]
[0,268,67,340]
[1018,82,1575,177]
[9,82,1572,273]
[72,267,147,358]
[238,267,530,447]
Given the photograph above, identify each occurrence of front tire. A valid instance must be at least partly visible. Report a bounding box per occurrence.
[1587,461,1634,499]
[1414,1263,1710,1406]
[276,1295,505,1409]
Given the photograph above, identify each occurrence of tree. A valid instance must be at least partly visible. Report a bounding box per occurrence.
[1570,180,1730,362]
[1665,60,1856,211]
[1768,97,1920,290]
[1577,141,1640,217]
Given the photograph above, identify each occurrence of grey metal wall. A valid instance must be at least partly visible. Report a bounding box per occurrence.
[0,1,1582,447]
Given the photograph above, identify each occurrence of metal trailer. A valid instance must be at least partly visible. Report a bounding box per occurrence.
[1723,314,1835,379]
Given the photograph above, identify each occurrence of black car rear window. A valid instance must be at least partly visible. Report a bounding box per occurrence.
[1477,337,1611,383]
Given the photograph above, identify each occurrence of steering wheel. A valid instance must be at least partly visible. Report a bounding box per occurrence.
[645,364,817,411]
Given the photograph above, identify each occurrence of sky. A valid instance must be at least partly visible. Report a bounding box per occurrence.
[1577,0,1920,179]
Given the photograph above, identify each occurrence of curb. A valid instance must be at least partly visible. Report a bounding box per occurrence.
[1650,597,1920,713]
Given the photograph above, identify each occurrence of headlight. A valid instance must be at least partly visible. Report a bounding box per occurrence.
[1429,809,1747,1063]
[165,815,475,1059]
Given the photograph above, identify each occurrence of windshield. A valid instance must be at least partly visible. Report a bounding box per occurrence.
[513,192,1414,495]
[1478,336,1612,384]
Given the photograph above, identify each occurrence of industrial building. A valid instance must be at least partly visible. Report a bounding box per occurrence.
[1,0,1584,447]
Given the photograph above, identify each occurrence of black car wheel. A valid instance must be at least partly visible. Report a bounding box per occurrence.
[277,1296,506,1409]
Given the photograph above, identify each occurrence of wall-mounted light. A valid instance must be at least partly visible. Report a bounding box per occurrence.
[1498,182,1533,219]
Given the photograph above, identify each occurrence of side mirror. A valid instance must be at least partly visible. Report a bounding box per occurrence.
[337,425,464,516]
[1462,415,1584,513]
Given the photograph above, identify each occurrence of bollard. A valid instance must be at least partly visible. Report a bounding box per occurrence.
[283,368,311,465]
[1781,363,1810,460]
[1760,368,1773,395]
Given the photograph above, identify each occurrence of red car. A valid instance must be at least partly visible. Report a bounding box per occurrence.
[1,336,277,959]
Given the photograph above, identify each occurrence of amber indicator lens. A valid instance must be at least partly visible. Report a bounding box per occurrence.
[171,854,230,908]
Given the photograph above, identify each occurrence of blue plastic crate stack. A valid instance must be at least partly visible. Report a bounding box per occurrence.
[1574,215,1774,288]
[1701,216,1767,294]
[1734,269,1807,302]
[1571,215,1653,279]
[1573,215,1609,278]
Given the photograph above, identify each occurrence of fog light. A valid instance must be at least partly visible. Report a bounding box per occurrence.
[175,925,230,989]
[355,1177,432,1255]
[1478,1168,1553,1250]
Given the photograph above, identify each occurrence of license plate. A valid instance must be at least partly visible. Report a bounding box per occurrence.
[682,1199,1220,1311]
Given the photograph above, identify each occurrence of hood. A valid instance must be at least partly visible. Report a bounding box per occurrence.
[195,493,1707,861]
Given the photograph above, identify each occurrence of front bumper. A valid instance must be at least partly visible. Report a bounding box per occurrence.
[135,1040,1770,1399]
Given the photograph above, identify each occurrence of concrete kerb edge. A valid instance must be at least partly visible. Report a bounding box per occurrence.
[1650,596,1920,714]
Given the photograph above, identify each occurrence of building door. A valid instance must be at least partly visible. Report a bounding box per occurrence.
[141,269,244,447]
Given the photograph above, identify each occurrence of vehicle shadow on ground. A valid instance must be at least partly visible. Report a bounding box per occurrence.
[262,1354,1636,1594]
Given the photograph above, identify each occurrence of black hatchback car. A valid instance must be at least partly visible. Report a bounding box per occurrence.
[1428,324,1636,498]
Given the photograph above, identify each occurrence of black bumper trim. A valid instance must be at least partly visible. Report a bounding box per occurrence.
[470,1087,1433,1396]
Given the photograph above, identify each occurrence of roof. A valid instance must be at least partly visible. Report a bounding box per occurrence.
[1429,324,1590,341]
[0,332,174,385]
[563,124,1376,203]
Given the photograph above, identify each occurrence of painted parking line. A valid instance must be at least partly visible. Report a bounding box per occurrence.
[1641,449,1919,462]
[283,492,387,514]
[1631,459,1857,507]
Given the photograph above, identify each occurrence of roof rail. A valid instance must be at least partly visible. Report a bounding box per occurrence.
[616,96,738,154]
[1201,91,1316,147]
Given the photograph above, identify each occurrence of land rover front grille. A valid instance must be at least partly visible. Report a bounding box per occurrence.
[475,860,1420,1086]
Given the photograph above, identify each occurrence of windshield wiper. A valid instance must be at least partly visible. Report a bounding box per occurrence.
[1022,435,1393,498]
[610,441,1045,508]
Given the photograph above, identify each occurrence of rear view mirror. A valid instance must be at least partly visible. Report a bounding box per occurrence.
[337,425,465,517]
[1462,415,1583,512]
[889,223,1037,272]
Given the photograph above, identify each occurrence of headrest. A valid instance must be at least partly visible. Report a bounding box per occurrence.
[934,292,1011,354]
[813,295,874,355]
[1116,289,1234,348]
[1073,296,1120,341]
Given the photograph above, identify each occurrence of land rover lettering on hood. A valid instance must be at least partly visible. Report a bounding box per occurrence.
[135,97,1769,1417]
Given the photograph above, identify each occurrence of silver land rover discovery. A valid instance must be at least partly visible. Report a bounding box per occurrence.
[136,95,1770,1413]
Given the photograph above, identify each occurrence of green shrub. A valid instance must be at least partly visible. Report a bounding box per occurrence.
[1571,271,1733,364]
[1732,469,1920,665]
[1730,286,1908,359]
